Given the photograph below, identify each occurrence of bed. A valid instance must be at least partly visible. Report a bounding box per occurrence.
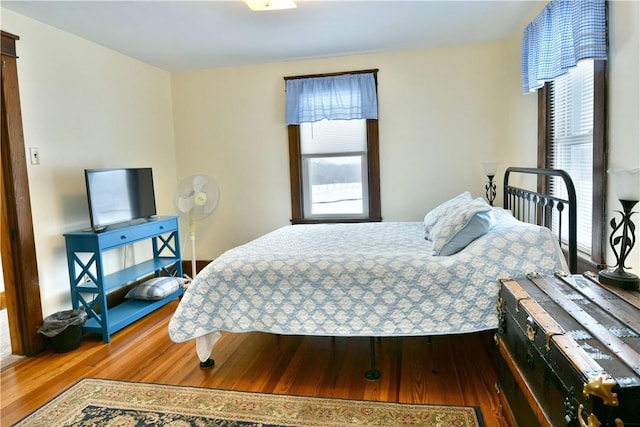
[168,167,577,376]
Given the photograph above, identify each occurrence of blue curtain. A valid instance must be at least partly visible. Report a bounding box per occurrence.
[521,0,607,93]
[285,73,378,124]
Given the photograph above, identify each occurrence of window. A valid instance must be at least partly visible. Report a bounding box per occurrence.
[539,59,607,268]
[300,119,368,218]
[286,70,381,224]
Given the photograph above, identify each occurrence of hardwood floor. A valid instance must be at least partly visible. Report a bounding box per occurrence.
[1,301,508,426]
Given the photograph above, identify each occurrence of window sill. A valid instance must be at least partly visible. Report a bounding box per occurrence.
[291,217,382,225]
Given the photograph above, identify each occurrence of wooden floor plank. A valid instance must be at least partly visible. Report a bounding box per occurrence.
[0,301,508,427]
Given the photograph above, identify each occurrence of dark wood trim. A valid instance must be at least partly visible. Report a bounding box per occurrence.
[290,217,382,225]
[1,30,45,356]
[591,59,607,265]
[537,87,550,169]
[366,118,382,221]
[181,260,212,277]
[284,69,379,81]
[535,86,551,227]
[287,125,303,221]
[0,31,19,58]
[578,255,601,274]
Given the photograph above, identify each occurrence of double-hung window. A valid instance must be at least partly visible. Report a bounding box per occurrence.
[300,119,369,218]
[541,60,607,270]
[524,0,608,270]
[285,70,381,224]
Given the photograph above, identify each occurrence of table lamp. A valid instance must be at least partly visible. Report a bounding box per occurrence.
[482,162,498,206]
[599,168,640,290]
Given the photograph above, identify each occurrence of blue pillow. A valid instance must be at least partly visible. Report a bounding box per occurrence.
[423,192,472,240]
[430,198,495,256]
[125,277,186,301]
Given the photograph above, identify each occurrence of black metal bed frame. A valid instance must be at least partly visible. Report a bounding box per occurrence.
[363,168,580,381]
[503,167,578,274]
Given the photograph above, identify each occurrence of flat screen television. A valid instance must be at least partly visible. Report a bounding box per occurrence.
[85,168,157,231]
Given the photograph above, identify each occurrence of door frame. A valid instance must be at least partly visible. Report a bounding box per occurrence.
[1,30,45,356]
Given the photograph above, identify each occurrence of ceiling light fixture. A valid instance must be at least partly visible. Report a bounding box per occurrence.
[245,0,297,11]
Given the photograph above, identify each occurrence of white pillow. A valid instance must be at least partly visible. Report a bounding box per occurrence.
[125,277,186,301]
[423,192,472,240]
[430,198,495,256]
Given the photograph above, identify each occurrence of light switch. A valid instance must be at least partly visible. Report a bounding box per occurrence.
[29,147,40,165]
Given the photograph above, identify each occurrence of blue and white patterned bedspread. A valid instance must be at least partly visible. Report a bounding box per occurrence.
[168,210,566,352]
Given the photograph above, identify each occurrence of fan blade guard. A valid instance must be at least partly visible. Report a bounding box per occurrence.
[174,174,220,221]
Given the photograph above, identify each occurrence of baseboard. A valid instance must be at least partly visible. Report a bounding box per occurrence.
[181,260,212,278]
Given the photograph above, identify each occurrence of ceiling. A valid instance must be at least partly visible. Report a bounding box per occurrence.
[1,0,537,72]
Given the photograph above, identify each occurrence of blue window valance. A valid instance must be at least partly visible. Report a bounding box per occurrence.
[285,72,378,124]
[521,0,607,93]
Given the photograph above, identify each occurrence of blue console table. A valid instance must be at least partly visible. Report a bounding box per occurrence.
[64,216,183,343]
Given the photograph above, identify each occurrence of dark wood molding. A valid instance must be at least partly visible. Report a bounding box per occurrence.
[366,119,382,221]
[284,69,379,81]
[287,125,303,221]
[1,30,45,356]
[181,260,212,277]
[1,31,19,57]
[591,59,607,265]
[291,217,382,225]
[537,83,550,194]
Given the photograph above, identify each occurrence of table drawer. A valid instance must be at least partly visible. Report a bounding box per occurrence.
[98,217,177,249]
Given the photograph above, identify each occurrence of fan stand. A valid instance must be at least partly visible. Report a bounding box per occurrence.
[189,219,197,280]
[174,174,219,369]
[188,215,216,370]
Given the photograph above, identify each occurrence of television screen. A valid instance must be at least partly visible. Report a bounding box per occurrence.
[85,168,156,230]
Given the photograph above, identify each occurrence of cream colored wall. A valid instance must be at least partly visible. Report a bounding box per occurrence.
[1,9,177,316]
[172,42,507,260]
[3,0,637,316]
[502,0,640,274]
[502,3,545,173]
[608,1,640,273]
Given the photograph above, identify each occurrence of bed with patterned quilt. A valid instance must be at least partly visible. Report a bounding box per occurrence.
[168,167,577,374]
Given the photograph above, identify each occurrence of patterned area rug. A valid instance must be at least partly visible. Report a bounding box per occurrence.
[15,378,485,426]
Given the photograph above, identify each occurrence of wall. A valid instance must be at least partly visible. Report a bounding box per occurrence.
[172,42,507,260]
[503,0,640,274]
[608,0,640,273]
[1,9,177,316]
[3,1,637,317]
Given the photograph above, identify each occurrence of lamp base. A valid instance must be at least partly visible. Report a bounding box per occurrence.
[598,269,640,291]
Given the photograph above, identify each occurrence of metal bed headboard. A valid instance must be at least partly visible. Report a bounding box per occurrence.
[503,167,577,273]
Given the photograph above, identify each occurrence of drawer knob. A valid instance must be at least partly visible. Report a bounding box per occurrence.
[120,235,127,240]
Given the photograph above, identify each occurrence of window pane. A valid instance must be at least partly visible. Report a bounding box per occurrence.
[300,119,366,154]
[549,59,594,254]
[303,156,367,216]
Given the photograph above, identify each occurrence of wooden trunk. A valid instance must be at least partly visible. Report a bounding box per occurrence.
[496,272,640,427]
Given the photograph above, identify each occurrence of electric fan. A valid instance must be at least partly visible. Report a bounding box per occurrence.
[174,174,220,280]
